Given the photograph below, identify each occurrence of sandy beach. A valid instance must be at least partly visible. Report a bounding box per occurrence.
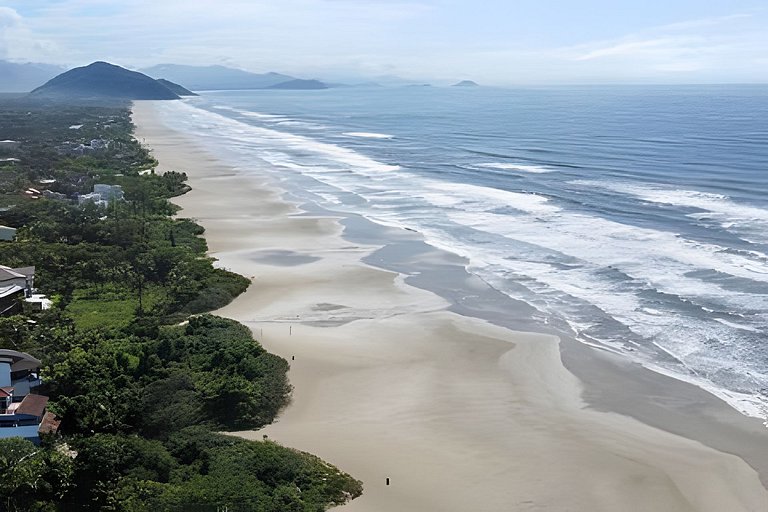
[133,100,768,512]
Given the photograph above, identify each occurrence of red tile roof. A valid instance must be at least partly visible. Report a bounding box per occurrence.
[15,394,48,417]
[38,411,61,435]
[0,387,14,397]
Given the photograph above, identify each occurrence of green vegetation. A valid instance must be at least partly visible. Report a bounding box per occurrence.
[31,62,181,100]
[0,98,361,511]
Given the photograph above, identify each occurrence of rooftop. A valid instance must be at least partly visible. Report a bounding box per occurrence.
[0,350,42,372]
[0,285,23,299]
[38,412,61,435]
[15,394,48,417]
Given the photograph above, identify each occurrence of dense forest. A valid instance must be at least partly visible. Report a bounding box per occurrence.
[0,98,362,511]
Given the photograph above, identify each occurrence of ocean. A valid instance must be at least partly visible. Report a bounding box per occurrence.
[152,85,768,422]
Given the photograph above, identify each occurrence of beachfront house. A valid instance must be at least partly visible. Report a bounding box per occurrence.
[0,349,56,444]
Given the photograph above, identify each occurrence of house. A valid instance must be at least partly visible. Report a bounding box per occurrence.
[78,184,124,207]
[93,184,124,201]
[77,192,106,207]
[0,266,34,316]
[89,139,109,150]
[56,139,109,156]
[0,286,25,316]
[0,266,34,295]
[0,349,54,444]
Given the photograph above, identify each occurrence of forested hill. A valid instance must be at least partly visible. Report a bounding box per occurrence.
[156,78,199,96]
[0,98,362,511]
[31,62,181,100]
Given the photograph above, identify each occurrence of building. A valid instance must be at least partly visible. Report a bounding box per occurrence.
[0,265,34,295]
[93,184,124,201]
[0,349,55,443]
[57,139,109,156]
[0,286,25,316]
[0,266,34,316]
[78,184,124,207]
[77,192,107,207]
[89,139,109,150]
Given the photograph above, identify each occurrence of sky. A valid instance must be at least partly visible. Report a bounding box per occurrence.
[1,0,768,84]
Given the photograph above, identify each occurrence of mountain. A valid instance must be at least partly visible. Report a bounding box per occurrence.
[0,61,66,93]
[452,80,479,87]
[31,62,180,100]
[141,64,295,90]
[156,78,198,96]
[267,79,328,90]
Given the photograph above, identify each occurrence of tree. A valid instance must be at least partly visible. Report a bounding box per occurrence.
[0,438,73,512]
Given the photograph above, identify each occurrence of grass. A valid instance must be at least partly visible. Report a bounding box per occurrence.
[67,284,165,330]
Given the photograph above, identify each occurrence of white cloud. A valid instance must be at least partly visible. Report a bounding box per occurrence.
[0,6,64,61]
[0,7,22,28]
[574,37,697,61]
[560,13,768,81]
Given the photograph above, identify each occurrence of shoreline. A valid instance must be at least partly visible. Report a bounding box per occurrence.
[133,100,768,511]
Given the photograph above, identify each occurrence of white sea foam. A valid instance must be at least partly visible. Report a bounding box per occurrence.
[155,99,768,423]
[418,182,559,215]
[163,101,400,177]
[577,180,768,243]
[713,318,762,333]
[239,111,289,121]
[475,163,554,173]
[276,120,326,130]
[344,132,394,139]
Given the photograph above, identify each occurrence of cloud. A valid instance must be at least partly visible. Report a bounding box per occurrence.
[0,7,23,58]
[0,6,64,61]
[574,37,698,61]
[562,13,768,80]
[0,7,22,28]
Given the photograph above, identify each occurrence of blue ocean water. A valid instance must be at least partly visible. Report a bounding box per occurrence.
[154,85,768,420]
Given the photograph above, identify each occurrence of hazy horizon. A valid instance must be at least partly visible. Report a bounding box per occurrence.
[2,1,768,85]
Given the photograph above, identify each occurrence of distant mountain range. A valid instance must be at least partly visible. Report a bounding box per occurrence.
[2,59,477,96]
[0,61,65,92]
[267,79,327,90]
[453,80,480,87]
[31,62,184,100]
[140,64,328,90]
